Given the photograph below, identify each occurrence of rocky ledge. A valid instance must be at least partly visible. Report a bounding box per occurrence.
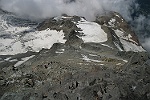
[0,12,150,100]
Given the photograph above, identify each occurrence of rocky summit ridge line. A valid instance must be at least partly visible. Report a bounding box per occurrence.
[0,11,150,100]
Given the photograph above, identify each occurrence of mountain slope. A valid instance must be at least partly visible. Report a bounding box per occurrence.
[0,12,150,100]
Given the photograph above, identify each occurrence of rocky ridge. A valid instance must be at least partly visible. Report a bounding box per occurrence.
[0,12,150,100]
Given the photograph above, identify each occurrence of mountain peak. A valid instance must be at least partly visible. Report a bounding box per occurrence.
[37,12,145,52]
[0,11,150,100]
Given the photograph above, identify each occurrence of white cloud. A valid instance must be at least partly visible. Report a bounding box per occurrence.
[0,0,135,20]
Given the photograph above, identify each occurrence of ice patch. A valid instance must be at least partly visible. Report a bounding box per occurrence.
[113,29,145,52]
[120,39,145,52]
[115,14,120,18]
[101,44,114,49]
[89,54,98,57]
[76,18,108,43]
[123,60,128,63]
[81,54,101,62]
[0,15,66,55]
[116,63,122,65]
[55,51,64,54]
[60,49,65,52]
[0,29,66,55]
[108,18,116,27]
[99,64,104,66]
[3,57,18,62]
[114,29,138,45]
[9,59,18,62]
[55,49,65,54]
[14,55,35,67]
[24,29,66,52]
[4,57,11,61]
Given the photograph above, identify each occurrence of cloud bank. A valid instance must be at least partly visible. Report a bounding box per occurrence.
[0,0,135,21]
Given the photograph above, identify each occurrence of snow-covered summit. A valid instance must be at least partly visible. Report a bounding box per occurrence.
[37,13,146,52]
[0,12,146,55]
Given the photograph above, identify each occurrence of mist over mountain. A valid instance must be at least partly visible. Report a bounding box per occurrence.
[0,0,135,21]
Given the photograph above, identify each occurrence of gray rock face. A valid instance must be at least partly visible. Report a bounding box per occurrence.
[0,12,150,100]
